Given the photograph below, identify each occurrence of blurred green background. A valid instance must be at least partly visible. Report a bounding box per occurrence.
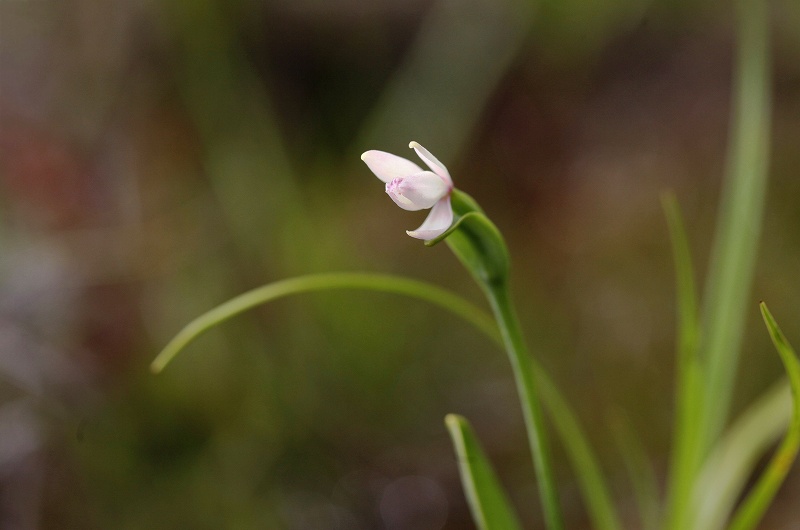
[1,0,799,528]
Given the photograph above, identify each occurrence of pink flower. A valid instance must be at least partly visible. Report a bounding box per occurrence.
[361,142,454,240]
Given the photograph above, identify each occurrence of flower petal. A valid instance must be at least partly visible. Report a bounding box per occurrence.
[409,141,452,186]
[361,150,424,183]
[386,171,449,211]
[406,197,454,240]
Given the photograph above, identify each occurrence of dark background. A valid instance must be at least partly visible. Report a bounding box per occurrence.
[1,0,799,528]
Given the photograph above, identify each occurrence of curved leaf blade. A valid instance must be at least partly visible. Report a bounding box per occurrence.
[689,381,791,530]
[445,414,523,530]
[727,304,800,530]
[151,271,622,530]
[151,272,500,372]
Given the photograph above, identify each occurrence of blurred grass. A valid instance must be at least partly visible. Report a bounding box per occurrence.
[1,0,800,528]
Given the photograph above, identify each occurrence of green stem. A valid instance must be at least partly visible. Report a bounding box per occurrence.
[486,282,564,530]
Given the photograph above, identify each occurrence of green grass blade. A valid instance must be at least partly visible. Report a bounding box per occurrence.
[697,0,772,455]
[445,414,523,530]
[152,271,622,530]
[662,192,701,379]
[688,380,791,530]
[151,272,500,372]
[727,304,800,530]
[661,193,704,530]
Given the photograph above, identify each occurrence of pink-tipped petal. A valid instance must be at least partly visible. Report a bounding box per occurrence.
[361,150,424,183]
[409,141,452,186]
[406,197,454,240]
[385,171,449,211]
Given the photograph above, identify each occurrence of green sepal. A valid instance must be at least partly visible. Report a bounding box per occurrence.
[425,189,485,246]
[426,190,510,289]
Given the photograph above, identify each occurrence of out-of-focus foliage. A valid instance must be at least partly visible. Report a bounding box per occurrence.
[1,0,799,528]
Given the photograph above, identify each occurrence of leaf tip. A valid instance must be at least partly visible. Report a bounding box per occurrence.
[150,352,169,374]
[445,413,465,429]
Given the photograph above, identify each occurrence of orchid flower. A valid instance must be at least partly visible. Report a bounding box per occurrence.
[361,141,454,240]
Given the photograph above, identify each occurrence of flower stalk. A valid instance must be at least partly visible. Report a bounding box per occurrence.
[485,280,564,530]
[363,145,564,529]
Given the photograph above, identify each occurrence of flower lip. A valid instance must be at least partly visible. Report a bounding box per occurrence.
[385,171,449,211]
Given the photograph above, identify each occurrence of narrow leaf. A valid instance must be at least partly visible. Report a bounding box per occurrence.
[152,271,621,530]
[697,0,772,457]
[661,192,704,530]
[727,304,800,530]
[662,192,701,368]
[151,272,500,372]
[445,414,523,530]
[689,381,791,530]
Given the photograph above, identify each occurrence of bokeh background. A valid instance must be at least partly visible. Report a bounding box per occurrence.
[1,0,799,528]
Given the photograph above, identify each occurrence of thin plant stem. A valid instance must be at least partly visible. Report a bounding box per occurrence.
[486,282,564,530]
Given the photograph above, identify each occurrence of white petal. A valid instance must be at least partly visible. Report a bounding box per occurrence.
[361,150,424,183]
[386,171,449,211]
[406,197,454,240]
[409,141,452,186]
